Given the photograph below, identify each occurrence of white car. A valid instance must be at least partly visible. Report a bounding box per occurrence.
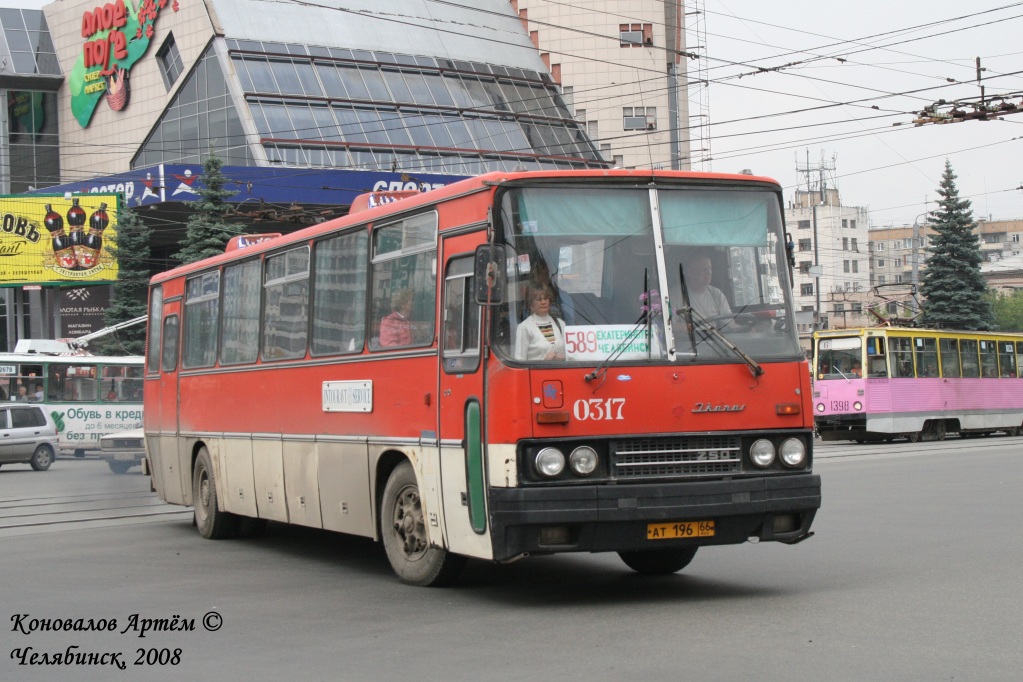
[0,404,59,471]
[98,428,146,474]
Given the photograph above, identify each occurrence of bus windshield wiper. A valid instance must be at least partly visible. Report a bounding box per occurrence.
[584,270,653,383]
[675,265,763,378]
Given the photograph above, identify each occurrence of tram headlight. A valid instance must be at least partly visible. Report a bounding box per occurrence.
[750,439,776,468]
[569,446,599,475]
[535,447,566,477]
[853,401,863,411]
[816,403,826,413]
[779,438,807,468]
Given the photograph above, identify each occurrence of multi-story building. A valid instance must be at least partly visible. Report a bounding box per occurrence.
[0,0,606,347]
[787,188,872,338]
[512,0,699,170]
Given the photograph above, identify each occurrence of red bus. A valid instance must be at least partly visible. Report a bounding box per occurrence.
[144,170,821,585]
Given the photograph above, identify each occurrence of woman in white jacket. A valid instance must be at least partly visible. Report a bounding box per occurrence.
[515,282,566,361]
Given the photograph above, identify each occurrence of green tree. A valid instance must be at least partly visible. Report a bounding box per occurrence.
[174,154,239,264]
[989,289,1023,332]
[92,204,152,355]
[919,160,994,330]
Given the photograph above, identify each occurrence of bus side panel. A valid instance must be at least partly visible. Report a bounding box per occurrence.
[284,438,322,529]
[439,441,494,559]
[317,440,373,538]
[222,437,258,518]
[252,437,289,523]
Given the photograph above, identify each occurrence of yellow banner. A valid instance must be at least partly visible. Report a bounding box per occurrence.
[0,195,119,286]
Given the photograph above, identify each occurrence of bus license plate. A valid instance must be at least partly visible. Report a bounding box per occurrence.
[647,520,715,540]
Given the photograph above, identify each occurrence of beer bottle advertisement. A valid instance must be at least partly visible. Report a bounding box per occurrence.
[0,194,119,284]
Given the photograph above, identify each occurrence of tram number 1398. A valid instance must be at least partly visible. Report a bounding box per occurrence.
[573,398,625,421]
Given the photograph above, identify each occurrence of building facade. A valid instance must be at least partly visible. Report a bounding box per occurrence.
[512,0,697,170]
[1,0,608,348]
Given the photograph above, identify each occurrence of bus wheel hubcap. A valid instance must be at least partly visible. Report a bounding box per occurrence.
[393,486,426,559]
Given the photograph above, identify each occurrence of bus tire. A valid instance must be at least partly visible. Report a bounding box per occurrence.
[30,444,54,471]
[381,460,465,586]
[107,461,133,474]
[618,547,698,575]
[192,447,238,540]
[906,432,921,443]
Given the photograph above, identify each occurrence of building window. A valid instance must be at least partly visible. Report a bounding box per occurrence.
[887,301,898,314]
[799,260,812,274]
[895,258,902,267]
[834,303,845,313]
[896,275,903,283]
[620,23,653,47]
[1012,234,1020,243]
[800,283,814,296]
[852,303,862,313]
[842,237,849,251]
[851,237,858,252]
[851,219,857,229]
[878,275,886,284]
[576,108,585,121]
[156,33,184,90]
[587,120,598,141]
[623,107,656,130]
[843,260,850,273]
[875,242,885,252]
[798,239,812,252]
[842,219,848,228]
[852,261,859,273]
[798,219,810,230]
[876,259,884,267]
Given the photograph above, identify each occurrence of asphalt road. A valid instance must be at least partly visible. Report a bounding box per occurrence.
[1,439,1020,681]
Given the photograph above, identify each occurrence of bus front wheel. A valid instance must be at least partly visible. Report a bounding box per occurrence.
[192,447,238,540]
[381,460,465,586]
[618,547,698,575]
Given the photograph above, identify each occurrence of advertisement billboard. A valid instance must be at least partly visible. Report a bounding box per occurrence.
[0,195,119,286]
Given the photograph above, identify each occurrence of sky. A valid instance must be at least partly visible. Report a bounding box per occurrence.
[699,1,1023,227]
[11,0,1021,227]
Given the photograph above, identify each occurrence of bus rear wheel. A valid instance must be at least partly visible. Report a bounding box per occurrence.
[192,447,239,539]
[618,547,698,575]
[381,460,465,586]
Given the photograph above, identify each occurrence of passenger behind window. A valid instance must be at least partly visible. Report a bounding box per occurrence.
[379,289,414,347]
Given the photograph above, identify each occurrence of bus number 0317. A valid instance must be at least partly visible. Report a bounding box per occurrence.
[573,398,625,421]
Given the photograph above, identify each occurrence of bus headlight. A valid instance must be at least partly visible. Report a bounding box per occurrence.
[535,447,566,477]
[779,438,807,467]
[816,403,825,413]
[750,439,776,468]
[569,446,598,475]
[853,401,863,411]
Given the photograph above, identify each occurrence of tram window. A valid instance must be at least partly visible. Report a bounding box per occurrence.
[939,338,961,378]
[311,231,368,356]
[890,337,914,377]
[914,337,938,377]
[960,339,980,378]
[1017,342,1023,378]
[997,341,1016,377]
[979,340,998,378]
[49,365,98,401]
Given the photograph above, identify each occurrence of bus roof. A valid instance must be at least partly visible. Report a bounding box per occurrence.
[150,169,783,285]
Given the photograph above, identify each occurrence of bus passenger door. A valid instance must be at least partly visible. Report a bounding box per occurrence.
[149,299,187,505]
[437,246,492,559]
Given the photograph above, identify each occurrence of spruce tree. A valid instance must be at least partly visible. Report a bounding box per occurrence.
[174,154,239,264]
[94,204,152,355]
[919,160,994,330]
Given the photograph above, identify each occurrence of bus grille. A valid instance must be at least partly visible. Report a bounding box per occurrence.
[612,436,742,478]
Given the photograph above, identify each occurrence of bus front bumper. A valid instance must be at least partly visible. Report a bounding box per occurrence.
[487,474,820,562]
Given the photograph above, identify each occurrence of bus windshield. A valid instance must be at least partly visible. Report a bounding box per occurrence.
[492,184,801,366]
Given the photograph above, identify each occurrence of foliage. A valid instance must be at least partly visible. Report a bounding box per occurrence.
[988,290,1023,332]
[174,155,239,265]
[93,204,152,355]
[919,160,995,331]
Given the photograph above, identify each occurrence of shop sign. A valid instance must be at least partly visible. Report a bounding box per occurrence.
[0,195,120,286]
[69,0,180,128]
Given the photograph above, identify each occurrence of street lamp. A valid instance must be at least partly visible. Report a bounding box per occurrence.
[911,212,928,286]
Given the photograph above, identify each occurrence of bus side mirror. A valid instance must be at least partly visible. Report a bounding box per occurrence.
[474,244,506,305]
